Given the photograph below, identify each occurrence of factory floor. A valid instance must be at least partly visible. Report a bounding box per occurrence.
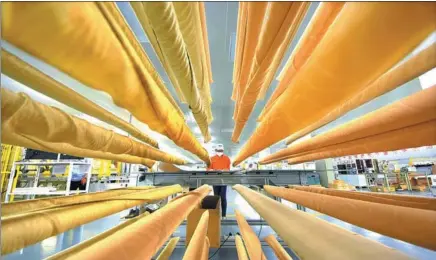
[4,187,436,260]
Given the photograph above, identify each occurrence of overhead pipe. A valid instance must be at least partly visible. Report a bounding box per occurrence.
[233,2,436,166]
[265,185,436,250]
[289,185,436,211]
[1,185,183,255]
[235,210,267,260]
[1,89,186,165]
[1,2,210,164]
[183,211,210,260]
[264,235,293,260]
[233,184,411,259]
[260,85,436,164]
[46,185,211,260]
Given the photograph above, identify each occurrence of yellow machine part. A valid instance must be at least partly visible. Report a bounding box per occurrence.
[1,145,22,201]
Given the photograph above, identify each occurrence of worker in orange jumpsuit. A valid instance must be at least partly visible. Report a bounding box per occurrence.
[207,144,231,218]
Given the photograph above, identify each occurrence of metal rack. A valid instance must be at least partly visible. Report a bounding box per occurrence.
[5,161,92,202]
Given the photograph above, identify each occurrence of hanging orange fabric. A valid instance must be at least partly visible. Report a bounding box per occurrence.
[1,2,210,164]
[232,2,309,142]
[260,85,436,164]
[233,2,436,166]
[258,2,344,122]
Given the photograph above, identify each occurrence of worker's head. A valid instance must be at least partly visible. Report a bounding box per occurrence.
[215,144,224,157]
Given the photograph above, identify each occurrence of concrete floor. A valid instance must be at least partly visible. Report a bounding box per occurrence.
[4,187,436,259]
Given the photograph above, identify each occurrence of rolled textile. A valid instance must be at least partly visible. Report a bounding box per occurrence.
[232,2,309,142]
[284,42,436,145]
[201,237,210,260]
[199,2,213,84]
[264,235,293,260]
[132,2,212,141]
[260,85,436,164]
[1,50,158,148]
[1,89,185,165]
[233,2,436,166]
[235,235,249,260]
[258,3,345,122]
[156,237,180,260]
[235,210,267,260]
[233,185,411,259]
[50,185,211,260]
[286,119,436,165]
[48,212,151,260]
[2,127,156,169]
[2,186,155,217]
[183,211,210,260]
[1,2,210,164]
[264,185,436,250]
[1,185,182,254]
[289,186,436,211]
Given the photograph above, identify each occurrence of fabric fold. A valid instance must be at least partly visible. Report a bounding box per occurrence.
[131,2,212,142]
[265,234,293,260]
[233,2,436,166]
[260,85,436,164]
[1,2,210,164]
[235,210,267,260]
[232,2,309,142]
[1,89,185,165]
[183,211,209,260]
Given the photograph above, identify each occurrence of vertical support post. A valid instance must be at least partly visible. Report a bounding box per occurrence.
[85,162,92,194]
[66,163,73,196]
[5,162,17,203]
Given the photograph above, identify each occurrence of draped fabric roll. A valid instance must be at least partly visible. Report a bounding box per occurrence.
[1,185,183,254]
[235,210,267,260]
[231,2,309,142]
[283,42,436,145]
[288,186,436,211]
[1,89,185,165]
[156,237,180,260]
[1,50,159,148]
[264,185,436,250]
[48,212,151,260]
[233,185,411,259]
[158,162,184,173]
[50,185,211,260]
[1,2,210,164]
[233,2,436,166]
[235,235,249,260]
[131,2,213,142]
[2,186,155,217]
[183,211,210,260]
[3,128,156,169]
[264,235,293,260]
[201,237,210,260]
[260,86,436,164]
[258,2,345,122]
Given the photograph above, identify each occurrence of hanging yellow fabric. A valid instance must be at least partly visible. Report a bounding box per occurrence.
[258,2,344,122]
[260,85,436,164]
[233,185,411,259]
[264,235,293,260]
[183,211,209,260]
[235,235,249,260]
[1,89,185,165]
[156,237,180,260]
[1,50,159,148]
[235,210,267,260]
[131,2,212,142]
[233,2,436,166]
[1,185,182,254]
[3,127,155,169]
[1,2,210,164]
[48,212,151,260]
[199,2,213,84]
[232,2,309,142]
[264,185,436,250]
[49,185,211,260]
[284,42,436,145]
